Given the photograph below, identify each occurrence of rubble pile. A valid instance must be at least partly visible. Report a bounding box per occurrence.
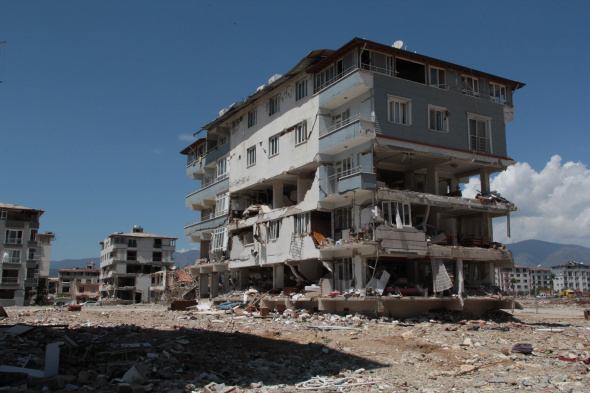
[1,300,590,392]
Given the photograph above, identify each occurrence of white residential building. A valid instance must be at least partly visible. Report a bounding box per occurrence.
[182,38,524,315]
[99,226,176,304]
[0,203,54,306]
[552,261,590,293]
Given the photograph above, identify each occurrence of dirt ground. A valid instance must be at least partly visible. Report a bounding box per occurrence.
[1,297,590,392]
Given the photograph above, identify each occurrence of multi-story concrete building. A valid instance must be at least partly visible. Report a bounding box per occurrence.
[530,267,552,294]
[0,203,54,306]
[552,261,590,293]
[182,38,524,315]
[58,262,100,304]
[99,226,176,304]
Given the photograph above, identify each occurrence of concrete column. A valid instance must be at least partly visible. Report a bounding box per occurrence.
[210,273,219,298]
[455,259,464,295]
[450,177,459,193]
[426,164,439,195]
[404,171,415,190]
[480,167,490,195]
[273,265,284,289]
[239,268,249,289]
[272,182,284,209]
[199,274,209,298]
[486,262,495,285]
[353,256,363,290]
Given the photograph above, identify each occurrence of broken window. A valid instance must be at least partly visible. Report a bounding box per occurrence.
[462,75,479,96]
[295,79,307,101]
[388,95,411,125]
[382,201,412,227]
[334,206,353,240]
[268,220,280,240]
[268,95,280,116]
[5,230,23,245]
[294,213,310,234]
[247,146,256,167]
[248,109,257,128]
[428,105,448,132]
[429,66,446,88]
[395,58,426,84]
[211,227,228,252]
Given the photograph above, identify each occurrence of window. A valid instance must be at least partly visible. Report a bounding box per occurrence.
[381,201,412,227]
[388,95,411,125]
[429,66,446,88]
[247,146,256,167]
[28,248,39,260]
[248,109,257,128]
[269,135,279,157]
[114,237,125,244]
[211,228,228,252]
[5,250,20,263]
[294,213,310,234]
[428,105,448,132]
[335,258,353,281]
[315,66,334,92]
[334,206,353,240]
[335,156,353,179]
[216,157,228,179]
[5,230,23,245]
[0,210,6,220]
[29,229,37,242]
[462,75,479,96]
[126,251,137,261]
[268,95,280,116]
[296,79,307,101]
[153,239,162,248]
[127,239,137,248]
[268,220,280,240]
[295,121,307,145]
[395,58,426,84]
[215,193,229,216]
[468,114,491,153]
[332,109,350,128]
[153,252,162,262]
[490,82,507,104]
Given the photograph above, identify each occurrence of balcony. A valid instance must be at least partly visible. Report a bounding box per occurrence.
[320,166,376,201]
[0,277,19,285]
[319,114,375,154]
[186,176,229,210]
[2,257,21,265]
[186,141,230,178]
[316,68,373,110]
[184,210,228,239]
[3,239,23,248]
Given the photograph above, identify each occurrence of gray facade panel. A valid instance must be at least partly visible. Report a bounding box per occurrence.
[185,178,229,208]
[184,215,227,238]
[373,73,508,157]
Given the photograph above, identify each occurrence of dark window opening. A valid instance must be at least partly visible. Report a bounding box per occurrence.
[396,58,425,84]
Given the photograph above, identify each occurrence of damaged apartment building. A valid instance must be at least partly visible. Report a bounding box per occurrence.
[181,38,524,316]
[99,226,177,304]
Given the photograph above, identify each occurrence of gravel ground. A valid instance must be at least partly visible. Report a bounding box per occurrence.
[1,298,590,392]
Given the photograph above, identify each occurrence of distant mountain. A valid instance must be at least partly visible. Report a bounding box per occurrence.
[506,239,590,269]
[49,249,201,277]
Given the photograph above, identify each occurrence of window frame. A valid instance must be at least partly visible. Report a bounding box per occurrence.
[429,66,446,89]
[0,210,6,220]
[428,105,449,133]
[216,157,228,179]
[294,213,310,235]
[381,201,412,227]
[5,230,23,245]
[295,79,307,101]
[268,135,279,157]
[211,227,228,252]
[246,146,256,167]
[334,206,353,240]
[247,109,257,128]
[467,113,492,153]
[268,95,280,116]
[295,121,308,145]
[332,108,351,129]
[387,94,412,125]
[268,219,280,240]
[489,82,507,104]
[462,75,480,96]
[215,192,229,216]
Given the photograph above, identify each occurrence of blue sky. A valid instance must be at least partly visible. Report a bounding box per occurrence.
[1,1,589,259]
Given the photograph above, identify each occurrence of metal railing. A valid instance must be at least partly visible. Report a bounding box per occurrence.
[185,209,228,229]
[186,173,228,197]
[324,165,374,195]
[186,140,230,167]
[470,135,490,153]
[0,277,19,284]
[320,113,374,137]
[4,238,22,245]
[3,257,21,264]
[314,65,359,93]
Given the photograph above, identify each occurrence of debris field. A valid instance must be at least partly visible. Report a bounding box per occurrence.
[1,298,590,392]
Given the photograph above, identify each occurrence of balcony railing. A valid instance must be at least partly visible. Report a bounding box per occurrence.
[324,165,374,195]
[0,277,19,284]
[3,257,21,264]
[4,239,22,245]
[186,173,228,198]
[470,135,490,153]
[320,113,373,137]
[185,209,229,229]
[186,140,230,167]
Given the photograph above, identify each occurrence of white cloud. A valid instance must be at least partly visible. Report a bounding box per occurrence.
[463,155,590,246]
[179,133,195,142]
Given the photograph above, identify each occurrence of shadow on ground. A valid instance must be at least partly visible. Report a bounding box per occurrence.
[0,322,387,390]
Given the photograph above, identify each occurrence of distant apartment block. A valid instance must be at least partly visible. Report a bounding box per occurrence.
[181,38,525,315]
[0,203,55,306]
[58,261,100,304]
[99,226,176,304]
[552,261,590,293]
[496,266,552,295]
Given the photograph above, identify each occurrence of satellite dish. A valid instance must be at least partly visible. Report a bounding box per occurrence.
[393,40,403,49]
